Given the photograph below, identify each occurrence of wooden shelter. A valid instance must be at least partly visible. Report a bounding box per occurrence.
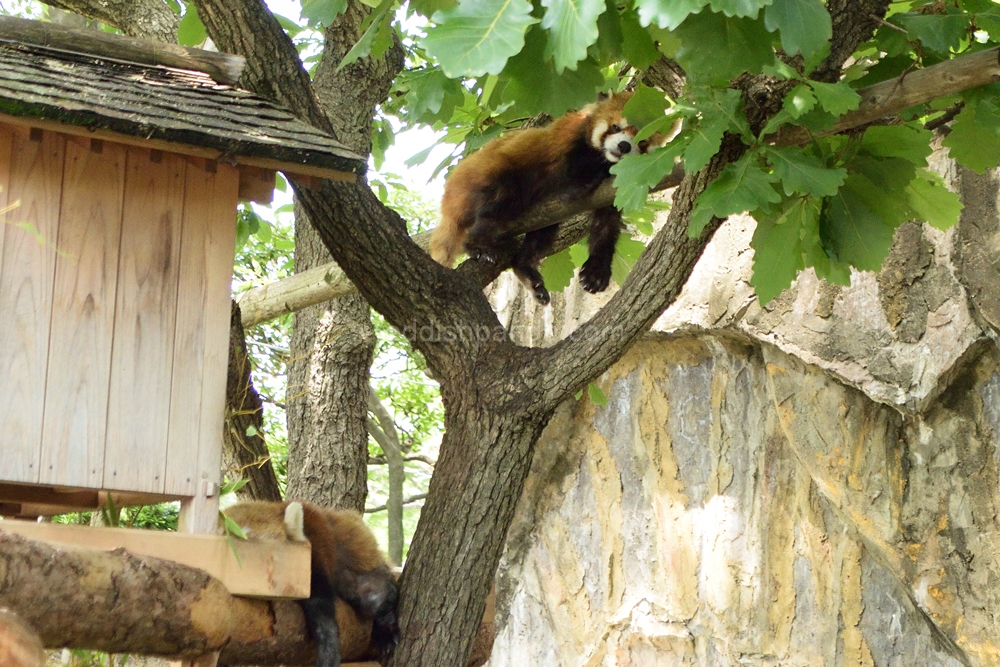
[0,16,362,605]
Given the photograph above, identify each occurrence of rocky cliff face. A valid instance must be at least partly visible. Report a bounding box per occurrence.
[486,160,1000,666]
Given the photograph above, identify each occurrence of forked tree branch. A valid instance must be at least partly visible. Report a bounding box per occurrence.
[237,45,999,329]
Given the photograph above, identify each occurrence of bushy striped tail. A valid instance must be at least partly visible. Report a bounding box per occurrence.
[429,214,464,267]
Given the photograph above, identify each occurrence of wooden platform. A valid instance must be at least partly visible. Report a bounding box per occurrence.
[0,519,311,599]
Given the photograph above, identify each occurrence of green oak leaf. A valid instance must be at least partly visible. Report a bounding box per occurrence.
[404,67,466,123]
[674,12,776,84]
[823,174,905,271]
[339,0,395,70]
[942,95,1000,174]
[410,0,458,16]
[499,27,605,116]
[765,146,846,197]
[423,0,540,77]
[541,0,604,72]
[177,4,208,46]
[905,172,963,231]
[750,196,821,304]
[610,142,688,213]
[588,383,608,405]
[595,0,624,60]
[763,0,831,60]
[978,14,1000,43]
[783,83,817,118]
[710,0,772,18]
[809,81,861,117]
[635,0,709,30]
[301,0,348,25]
[808,80,860,116]
[620,9,661,69]
[539,246,576,292]
[623,83,670,130]
[684,89,741,172]
[859,125,932,168]
[611,232,647,285]
[635,115,681,143]
[895,12,970,53]
[690,150,782,235]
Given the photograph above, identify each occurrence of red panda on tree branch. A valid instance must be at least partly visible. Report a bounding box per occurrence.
[430,91,659,305]
[222,500,398,667]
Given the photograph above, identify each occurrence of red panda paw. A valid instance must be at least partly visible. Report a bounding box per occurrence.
[471,248,497,264]
[532,283,551,305]
[579,259,612,293]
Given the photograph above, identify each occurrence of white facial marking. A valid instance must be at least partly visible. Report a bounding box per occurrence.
[590,120,609,150]
[603,131,635,163]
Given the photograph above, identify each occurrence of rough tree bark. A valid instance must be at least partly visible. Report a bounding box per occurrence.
[44,0,178,41]
[224,302,282,501]
[285,1,404,513]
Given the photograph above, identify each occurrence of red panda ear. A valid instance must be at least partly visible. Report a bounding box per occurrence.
[596,91,610,102]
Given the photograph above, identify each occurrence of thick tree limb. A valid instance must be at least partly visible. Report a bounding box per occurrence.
[42,0,178,41]
[236,44,998,329]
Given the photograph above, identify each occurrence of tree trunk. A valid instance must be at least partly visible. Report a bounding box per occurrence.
[223,302,282,502]
[388,391,551,664]
[284,1,403,513]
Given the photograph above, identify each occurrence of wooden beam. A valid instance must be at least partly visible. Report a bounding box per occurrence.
[0,520,311,599]
[0,116,356,185]
[0,15,245,85]
[238,166,276,204]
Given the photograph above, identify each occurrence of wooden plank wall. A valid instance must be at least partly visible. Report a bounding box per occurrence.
[0,126,63,483]
[167,160,238,505]
[39,137,125,489]
[0,122,238,502]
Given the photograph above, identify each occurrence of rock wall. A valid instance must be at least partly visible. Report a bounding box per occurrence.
[486,161,1000,665]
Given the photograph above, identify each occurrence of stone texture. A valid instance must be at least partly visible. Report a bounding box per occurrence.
[486,154,1000,666]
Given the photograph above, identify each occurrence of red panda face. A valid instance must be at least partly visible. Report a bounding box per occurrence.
[591,119,637,163]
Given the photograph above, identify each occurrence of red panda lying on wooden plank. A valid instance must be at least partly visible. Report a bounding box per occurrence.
[431,91,661,304]
[222,500,398,667]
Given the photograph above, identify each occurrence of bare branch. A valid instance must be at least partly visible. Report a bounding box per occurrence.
[364,493,428,514]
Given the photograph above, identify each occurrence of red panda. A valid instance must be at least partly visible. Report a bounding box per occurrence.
[222,500,398,667]
[431,91,656,305]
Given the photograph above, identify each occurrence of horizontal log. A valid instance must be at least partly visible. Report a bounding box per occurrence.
[0,15,245,84]
[237,46,998,328]
[0,531,496,665]
[0,531,371,663]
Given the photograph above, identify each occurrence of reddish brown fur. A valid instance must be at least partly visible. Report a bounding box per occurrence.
[223,500,388,580]
[431,93,634,267]
[299,502,387,576]
[222,500,398,667]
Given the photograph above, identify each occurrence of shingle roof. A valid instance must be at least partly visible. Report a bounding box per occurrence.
[0,40,365,179]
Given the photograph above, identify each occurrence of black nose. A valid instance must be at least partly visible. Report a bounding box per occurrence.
[618,141,632,154]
